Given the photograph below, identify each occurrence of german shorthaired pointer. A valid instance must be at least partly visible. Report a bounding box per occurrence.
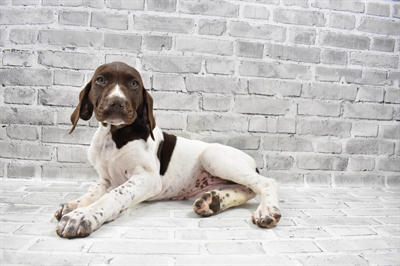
[55,62,281,238]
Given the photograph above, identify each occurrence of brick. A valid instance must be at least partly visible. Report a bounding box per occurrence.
[38,51,101,70]
[366,2,390,17]
[175,37,232,56]
[3,49,33,67]
[248,116,267,132]
[4,87,35,105]
[274,8,325,26]
[298,99,340,117]
[0,8,54,24]
[8,163,36,178]
[315,66,361,83]
[144,36,172,51]
[240,61,310,80]
[344,103,393,120]
[6,125,38,140]
[298,155,348,171]
[288,28,316,45]
[39,88,80,107]
[59,10,89,26]
[154,113,186,130]
[274,227,331,239]
[263,136,313,152]
[298,255,368,265]
[261,171,304,186]
[243,5,269,20]
[187,114,247,132]
[142,55,202,73]
[380,125,400,139]
[387,176,400,187]
[153,74,184,91]
[203,94,232,111]
[134,15,194,34]
[298,119,351,137]
[358,17,400,36]
[329,13,355,30]
[91,12,128,30]
[54,70,85,86]
[352,123,378,137]
[316,141,342,154]
[349,157,375,171]
[0,106,53,125]
[104,33,141,51]
[312,0,364,13]
[355,86,384,103]
[266,155,294,170]
[148,0,175,11]
[207,242,264,255]
[266,44,320,63]
[39,29,102,47]
[198,19,226,36]
[371,37,395,52]
[0,143,53,160]
[321,49,347,65]
[317,239,396,252]
[9,29,38,44]
[345,139,394,155]
[320,31,370,50]
[335,172,385,187]
[235,96,291,115]
[12,0,40,5]
[263,241,321,253]
[90,241,199,255]
[105,55,137,68]
[228,136,261,150]
[394,4,400,18]
[305,173,332,187]
[361,70,391,86]
[58,146,88,163]
[302,83,357,100]
[236,41,263,58]
[282,0,307,7]
[205,59,235,75]
[105,0,143,9]
[229,22,286,42]
[363,253,400,266]
[277,117,296,134]
[0,29,6,46]
[249,79,301,97]
[350,52,398,69]
[152,92,199,111]
[378,158,400,172]
[179,0,238,17]
[186,76,246,94]
[0,69,52,86]
[42,127,96,145]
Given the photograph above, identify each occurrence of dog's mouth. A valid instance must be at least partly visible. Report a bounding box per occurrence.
[95,108,136,126]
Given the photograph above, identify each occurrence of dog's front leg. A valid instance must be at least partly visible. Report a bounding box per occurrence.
[56,173,161,239]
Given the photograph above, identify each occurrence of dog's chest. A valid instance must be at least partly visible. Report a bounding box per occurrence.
[88,128,156,187]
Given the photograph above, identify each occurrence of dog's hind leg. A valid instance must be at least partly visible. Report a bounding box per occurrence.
[193,184,256,216]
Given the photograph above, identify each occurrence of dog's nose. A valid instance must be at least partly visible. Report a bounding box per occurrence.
[107,97,126,108]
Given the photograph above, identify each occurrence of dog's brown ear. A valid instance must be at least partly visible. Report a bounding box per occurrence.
[140,89,156,141]
[69,81,93,134]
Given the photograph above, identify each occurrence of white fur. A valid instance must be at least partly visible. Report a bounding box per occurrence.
[107,84,127,100]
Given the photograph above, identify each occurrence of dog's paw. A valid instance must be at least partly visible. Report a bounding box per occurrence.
[54,202,78,221]
[193,191,221,217]
[55,208,97,239]
[252,206,281,228]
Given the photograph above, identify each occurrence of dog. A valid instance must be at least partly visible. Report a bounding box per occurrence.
[54,62,281,238]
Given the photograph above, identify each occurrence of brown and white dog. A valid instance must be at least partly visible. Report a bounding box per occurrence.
[55,62,281,238]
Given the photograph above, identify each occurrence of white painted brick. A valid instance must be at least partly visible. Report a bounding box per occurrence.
[352,123,378,137]
[249,116,267,132]
[175,36,232,56]
[153,74,185,91]
[202,94,232,111]
[6,125,38,140]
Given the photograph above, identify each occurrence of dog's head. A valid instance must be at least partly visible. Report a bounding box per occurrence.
[69,62,155,140]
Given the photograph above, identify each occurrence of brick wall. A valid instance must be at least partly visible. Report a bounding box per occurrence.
[0,0,399,187]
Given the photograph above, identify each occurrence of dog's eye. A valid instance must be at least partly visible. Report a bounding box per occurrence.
[96,76,106,85]
[130,80,139,88]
